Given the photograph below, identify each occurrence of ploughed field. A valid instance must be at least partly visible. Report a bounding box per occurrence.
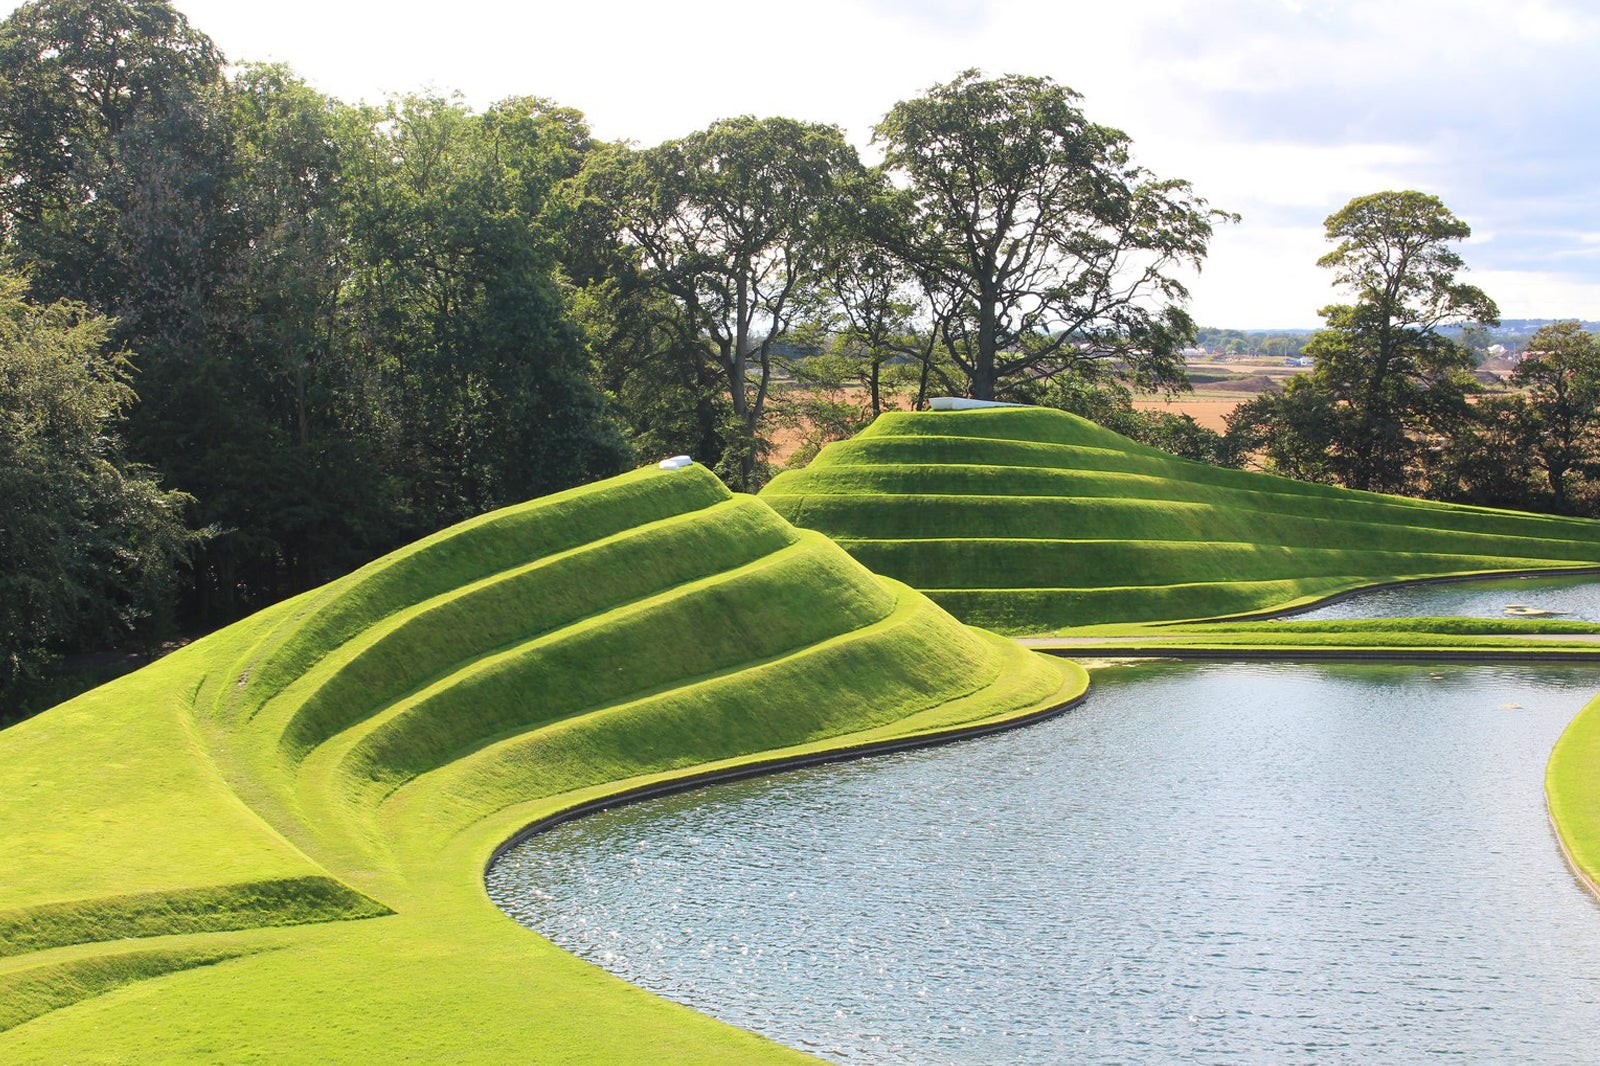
[761,407,1600,634]
[0,463,1079,1062]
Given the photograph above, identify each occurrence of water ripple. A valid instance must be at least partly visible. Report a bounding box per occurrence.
[489,660,1600,1065]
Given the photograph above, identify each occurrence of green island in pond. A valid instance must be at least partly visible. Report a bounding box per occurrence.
[8,408,1600,1062]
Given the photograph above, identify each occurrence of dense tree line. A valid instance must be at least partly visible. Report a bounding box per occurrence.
[7,1,1599,717]
[1,0,1233,695]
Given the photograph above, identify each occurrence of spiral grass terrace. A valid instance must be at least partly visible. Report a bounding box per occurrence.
[760,406,1600,633]
[0,463,1082,1063]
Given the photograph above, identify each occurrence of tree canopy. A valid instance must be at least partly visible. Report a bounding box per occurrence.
[566,116,864,487]
[0,272,197,689]
[1510,321,1600,511]
[1230,190,1497,493]
[872,70,1230,401]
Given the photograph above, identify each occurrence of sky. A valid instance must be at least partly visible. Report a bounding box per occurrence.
[12,0,1600,328]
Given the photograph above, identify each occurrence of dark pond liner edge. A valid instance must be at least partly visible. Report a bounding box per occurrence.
[1039,647,1600,663]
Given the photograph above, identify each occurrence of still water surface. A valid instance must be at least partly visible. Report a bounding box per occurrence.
[489,578,1600,1064]
[490,664,1600,1063]
[1291,571,1600,621]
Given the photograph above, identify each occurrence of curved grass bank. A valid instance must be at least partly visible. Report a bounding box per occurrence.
[760,407,1600,634]
[0,463,1083,1063]
[1547,692,1600,896]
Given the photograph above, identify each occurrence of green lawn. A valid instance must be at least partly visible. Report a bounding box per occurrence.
[0,463,1083,1062]
[9,408,1600,1061]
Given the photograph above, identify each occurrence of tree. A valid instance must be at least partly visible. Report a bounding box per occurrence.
[1232,190,1497,493]
[567,117,865,487]
[0,0,228,314]
[0,0,222,229]
[1511,321,1600,511]
[872,70,1230,401]
[344,93,628,525]
[0,272,198,691]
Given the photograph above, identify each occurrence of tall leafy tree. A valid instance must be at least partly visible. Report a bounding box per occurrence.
[0,272,198,690]
[873,70,1229,401]
[568,117,865,487]
[1232,191,1497,493]
[1511,321,1600,511]
[0,0,228,316]
[345,93,628,526]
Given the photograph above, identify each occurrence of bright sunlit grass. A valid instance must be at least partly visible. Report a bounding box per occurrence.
[0,463,1082,1062]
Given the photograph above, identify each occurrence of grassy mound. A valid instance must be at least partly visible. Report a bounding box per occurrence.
[0,464,1082,1062]
[761,407,1600,633]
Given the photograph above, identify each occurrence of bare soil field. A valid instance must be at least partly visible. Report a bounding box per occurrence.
[1130,396,1242,432]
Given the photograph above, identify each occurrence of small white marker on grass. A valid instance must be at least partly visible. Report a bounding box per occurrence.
[658,455,693,470]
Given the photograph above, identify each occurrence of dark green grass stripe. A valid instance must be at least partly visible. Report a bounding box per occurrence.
[243,468,729,713]
[769,493,1600,560]
[0,945,270,1033]
[836,538,1577,591]
[764,457,1600,534]
[278,496,797,756]
[0,877,390,959]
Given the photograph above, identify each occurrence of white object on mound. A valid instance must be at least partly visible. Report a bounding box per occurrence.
[658,455,694,470]
[929,396,1028,410]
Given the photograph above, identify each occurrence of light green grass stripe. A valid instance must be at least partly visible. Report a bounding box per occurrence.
[240,467,729,714]
[1547,691,1600,895]
[762,407,1600,633]
[323,534,896,800]
[393,587,1035,837]
[268,494,796,754]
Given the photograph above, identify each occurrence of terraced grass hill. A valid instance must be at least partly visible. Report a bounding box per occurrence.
[0,463,1082,1063]
[760,406,1600,634]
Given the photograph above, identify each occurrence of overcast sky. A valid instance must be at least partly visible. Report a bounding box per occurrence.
[12,0,1600,328]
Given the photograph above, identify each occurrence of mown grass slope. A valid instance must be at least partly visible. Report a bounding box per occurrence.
[1548,691,1600,895]
[0,463,1082,1062]
[761,407,1600,633]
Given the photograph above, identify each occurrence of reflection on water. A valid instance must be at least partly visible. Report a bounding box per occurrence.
[488,663,1600,1064]
[1291,572,1600,621]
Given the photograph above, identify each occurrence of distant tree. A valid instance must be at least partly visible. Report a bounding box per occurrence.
[1232,190,1497,493]
[566,275,733,471]
[872,70,1231,401]
[818,237,923,417]
[567,117,865,487]
[1511,321,1600,511]
[0,273,199,691]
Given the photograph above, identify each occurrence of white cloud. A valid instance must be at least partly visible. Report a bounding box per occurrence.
[1182,223,1332,329]
[1472,270,1600,319]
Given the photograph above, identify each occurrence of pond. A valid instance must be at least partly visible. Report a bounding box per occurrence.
[489,658,1600,1064]
[1289,571,1600,622]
